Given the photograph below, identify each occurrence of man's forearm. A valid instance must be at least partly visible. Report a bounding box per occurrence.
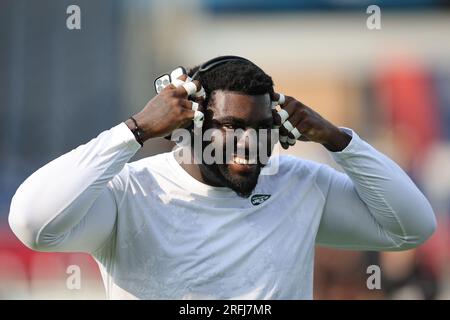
[8,122,140,251]
[330,129,436,248]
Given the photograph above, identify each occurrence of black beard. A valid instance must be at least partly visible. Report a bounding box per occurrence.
[200,162,262,198]
[218,163,262,198]
[196,136,269,198]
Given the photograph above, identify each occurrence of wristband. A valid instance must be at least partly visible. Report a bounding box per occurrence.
[128,116,144,147]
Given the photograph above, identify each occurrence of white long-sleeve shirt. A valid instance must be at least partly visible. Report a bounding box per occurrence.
[8,123,436,299]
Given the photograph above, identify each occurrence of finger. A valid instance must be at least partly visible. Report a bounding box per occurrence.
[171,73,192,88]
[287,137,296,146]
[189,101,202,112]
[180,99,204,112]
[290,128,302,140]
[277,99,299,136]
[281,120,295,136]
[271,93,279,109]
[281,121,297,146]
[182,82,197,96]
[175,73,205,102]
[272,92,285,105]
[191,101,199,112]
[280,141,289,149]
[274,109,289,127]
[172,78,185,88]
[176,74,189,81]
[192,94,205,106]
[176,74,202,95]
[273,109,283,126]
[177,74,195,84]
[271,110,280,128]
[279,135,291,149]
[273,97,296,126]
[161,83,177,93]
[282,126,298,145]
[195,86,206,99]
[278,93,285,106]
[193,110,204,128]
[279,118,296,137]
[180,109,204,128]
[285,108,307,139]
[177,108,202,129]
[174,80,202,97]
[183,108,195,119]
[270,91,278,101]
[271,92,287,109]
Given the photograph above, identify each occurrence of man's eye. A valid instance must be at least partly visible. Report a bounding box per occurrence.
[223,124,236,130]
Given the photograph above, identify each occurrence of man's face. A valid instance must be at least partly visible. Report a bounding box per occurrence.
[200,90,274,197]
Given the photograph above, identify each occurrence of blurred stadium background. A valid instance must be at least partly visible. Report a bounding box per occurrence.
[1,0,450,299]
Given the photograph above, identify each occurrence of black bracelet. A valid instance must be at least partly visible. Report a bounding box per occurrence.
[128,116,144,147]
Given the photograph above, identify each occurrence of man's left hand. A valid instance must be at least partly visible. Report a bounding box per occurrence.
[272,93,352,152]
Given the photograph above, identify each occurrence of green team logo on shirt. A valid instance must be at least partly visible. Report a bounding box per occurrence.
[251,194,271,206]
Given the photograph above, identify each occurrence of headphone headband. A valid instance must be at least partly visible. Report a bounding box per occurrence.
[191,55,257,80]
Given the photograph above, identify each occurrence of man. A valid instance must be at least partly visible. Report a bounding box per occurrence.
[9,56,436,299]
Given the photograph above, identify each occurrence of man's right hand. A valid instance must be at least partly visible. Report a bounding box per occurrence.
[125,76,203,142]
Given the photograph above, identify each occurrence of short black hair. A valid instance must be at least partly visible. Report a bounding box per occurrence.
[188,59,274,107]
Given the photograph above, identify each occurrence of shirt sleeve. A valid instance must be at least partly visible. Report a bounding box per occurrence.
[315,128,436,251]
[8,122,141,253]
